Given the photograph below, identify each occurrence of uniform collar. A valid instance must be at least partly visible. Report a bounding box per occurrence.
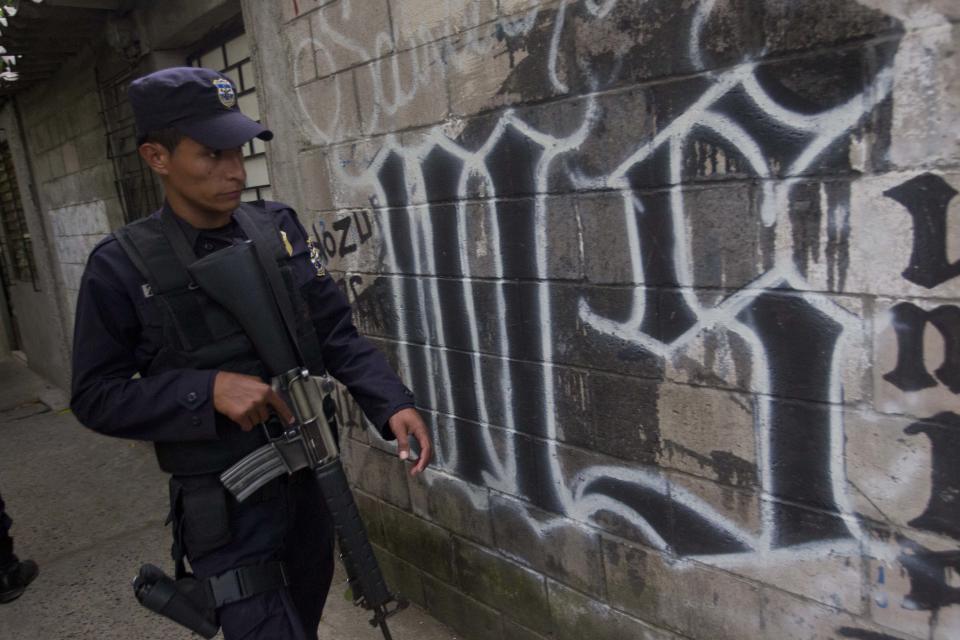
[162,200,240,249]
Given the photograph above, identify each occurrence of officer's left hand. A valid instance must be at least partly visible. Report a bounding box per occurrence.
[388,408,432,476]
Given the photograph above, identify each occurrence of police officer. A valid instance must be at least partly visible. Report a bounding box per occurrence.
[70,67,432,640]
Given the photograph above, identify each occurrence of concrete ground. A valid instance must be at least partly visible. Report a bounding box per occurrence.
[0,359,456,640]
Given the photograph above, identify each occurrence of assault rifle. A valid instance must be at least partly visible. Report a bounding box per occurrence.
[188,235,407,639]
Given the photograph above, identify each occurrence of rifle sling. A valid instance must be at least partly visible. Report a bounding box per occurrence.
[233,205,307,369]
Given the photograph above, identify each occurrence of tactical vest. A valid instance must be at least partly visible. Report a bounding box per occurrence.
[114,203,325,476]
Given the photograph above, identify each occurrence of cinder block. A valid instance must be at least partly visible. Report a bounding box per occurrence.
[842,173,960,300]
[873,296,960,420]
[865,551,934,638]
[378,501,455,584]
[447,21,524,117]
[478,197,581,280]
[372,543,426,607]
[667,472,762,549]
[73,164,116,206]
[54,235,88,265]
[61,142,80,175]
[548,282,665,380]
[310,207,383,274]
[761,0,900,56]
[490,493,604,598]
[455,538,551,634]
[296,72,363,146]
[74,200,110,236]
[657,383,756,487]
[297,148,335,211]
[70,92,104,139]
[760,586,909,640]
[547,579,681,640]
[665,325,754,392]
[408,468,493,545]
[720,532,863,614]
[354,45,449,135]
[683,184,770,294]
[74,129,106,173]
[342,438,411,509]
[423,574,503,640]
[390,0,496,49]
[311,0,393,75]
[43,177,67,209]
[723,289,869,404]
[579,191,652,286]
[283,13,317,86]
[46,147,66,179]
[845,409,934,533]
[883,22,959,170]
[601,537,764,639]
[586,370,660,464]
[327,137,390,209]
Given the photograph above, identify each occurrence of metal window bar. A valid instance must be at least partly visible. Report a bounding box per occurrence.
[0,140,38,289]
[187,33,272,203]
[95,65,163,223]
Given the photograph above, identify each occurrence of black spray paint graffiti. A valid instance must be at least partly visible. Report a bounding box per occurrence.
[314,210,375,263]
[879,175,960,613]
[898,538,960,613]
[311,211,376,302]
[883,173,960,289]
[904,413,960,541]
[303,10,956,627]
[318,0,906,561]
[882,302,960,394]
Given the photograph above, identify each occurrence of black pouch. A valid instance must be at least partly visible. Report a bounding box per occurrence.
[169,476,233,565]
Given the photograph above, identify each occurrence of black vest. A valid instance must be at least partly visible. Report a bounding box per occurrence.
[114,203,325,475]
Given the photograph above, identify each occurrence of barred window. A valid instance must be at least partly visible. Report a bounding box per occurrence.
[0,140,37,286]
[189,31,272,203]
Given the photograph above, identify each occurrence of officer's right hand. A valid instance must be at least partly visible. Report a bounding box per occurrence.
[212,371,296,431]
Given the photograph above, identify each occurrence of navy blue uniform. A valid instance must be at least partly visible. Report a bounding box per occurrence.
[70,201,414,639]
[71,201,413,443]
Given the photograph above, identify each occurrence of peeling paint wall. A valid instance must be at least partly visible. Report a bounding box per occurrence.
[243,1,960,638]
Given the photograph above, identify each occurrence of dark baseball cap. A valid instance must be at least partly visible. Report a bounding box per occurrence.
[129,66,273,150]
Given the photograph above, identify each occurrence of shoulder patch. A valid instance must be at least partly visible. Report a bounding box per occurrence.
[307,238,327,278]
[212,77,237,108]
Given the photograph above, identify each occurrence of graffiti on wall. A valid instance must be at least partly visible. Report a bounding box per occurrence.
[293,0,959,630]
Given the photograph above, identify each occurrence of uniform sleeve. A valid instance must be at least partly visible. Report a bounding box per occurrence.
[275,207,414,439]
[69,243,219,443]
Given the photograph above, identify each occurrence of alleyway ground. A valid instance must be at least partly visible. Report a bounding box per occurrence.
[0,358,455,640]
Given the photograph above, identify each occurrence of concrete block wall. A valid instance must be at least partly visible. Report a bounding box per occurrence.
[6,0,241,385]
[244,1,960,638]
[18,45,123,341]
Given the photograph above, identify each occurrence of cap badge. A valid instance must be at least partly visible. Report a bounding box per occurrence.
[212,78,236,108]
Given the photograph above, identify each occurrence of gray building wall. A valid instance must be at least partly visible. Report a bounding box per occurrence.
[241,1,960,639]
[6,1,243,386]
[15,45,121,391]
